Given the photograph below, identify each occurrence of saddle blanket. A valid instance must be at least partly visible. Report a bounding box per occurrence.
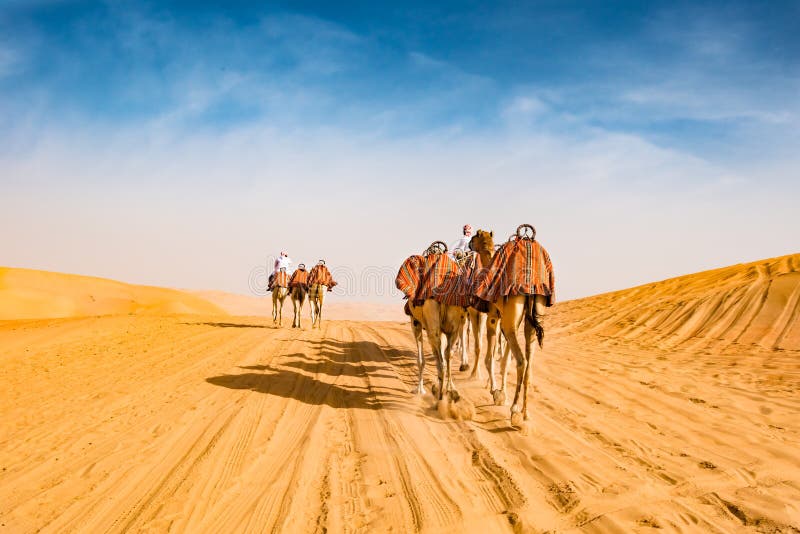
[272,270,290,289]
[289,269,309,288]
[308,264,337,289]
[475,239,555,306]
[395,253,471,307]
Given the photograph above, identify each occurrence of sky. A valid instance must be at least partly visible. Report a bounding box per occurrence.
[1,0,798,302]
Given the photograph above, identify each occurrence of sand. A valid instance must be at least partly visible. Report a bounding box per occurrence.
[0,267,224,320]
[192,289,406,322]
[1,255,799,532]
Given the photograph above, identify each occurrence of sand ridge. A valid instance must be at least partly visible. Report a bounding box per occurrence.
[0,267,224,320]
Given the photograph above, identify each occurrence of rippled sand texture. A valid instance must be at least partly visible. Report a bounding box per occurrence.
[1,255,798,532]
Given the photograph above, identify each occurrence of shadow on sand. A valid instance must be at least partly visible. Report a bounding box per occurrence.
[183,321,271,329]
[206,338,414,411]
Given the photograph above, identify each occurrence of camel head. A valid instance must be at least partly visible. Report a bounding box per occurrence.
[470,229,494,255]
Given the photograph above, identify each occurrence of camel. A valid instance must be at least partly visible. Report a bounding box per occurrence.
[272,287,290,326]
[434,233,496,383]
[288,264,310,329]
[307,261,337,329]
[291,286,308,328]
[445,242,504,378]
[467,230,506,392]
[472,225,554,426]
[271,268,290,326]
[449,250,484,374]
[397,242,468,401]
[308,284,325,328]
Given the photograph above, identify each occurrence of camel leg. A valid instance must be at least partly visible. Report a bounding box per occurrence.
[445,331,459,401]
[458,316,469,371]
[422,301,445,401]
[308,287,316,326]
[498,339,511,404]
[411,317,426,394]
[497,328,505,361]
[298,296,305,328]
[522,311,535,421]
[444,306,466,401]
[501,296,527,426]
[468,309,485,380]
[486,309,503,404]
[522,295,547,420]
[292,295,302,328]
[272,294,278,325]
[317,290,325,329]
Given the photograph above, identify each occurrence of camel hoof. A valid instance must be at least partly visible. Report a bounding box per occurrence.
[431,383,440,399]
[510,412,524,428]
[449,390,461,402]
[492,389,505,406]
[459,363,469,372]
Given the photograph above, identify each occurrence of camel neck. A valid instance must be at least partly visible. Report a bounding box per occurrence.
[478,249,493,267]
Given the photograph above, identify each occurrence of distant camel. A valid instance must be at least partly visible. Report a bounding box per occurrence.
[271,269,290,327]
[307,261,337,329]
[289,265,310,329]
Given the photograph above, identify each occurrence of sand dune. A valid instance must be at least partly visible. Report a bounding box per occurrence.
[0,267,225,320]
[1,256,799,532]
[551,253,800,351]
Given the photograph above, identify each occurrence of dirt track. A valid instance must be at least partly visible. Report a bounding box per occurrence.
[2,315,798,533]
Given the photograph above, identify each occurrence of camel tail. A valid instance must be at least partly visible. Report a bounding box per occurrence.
[525,296,544,348]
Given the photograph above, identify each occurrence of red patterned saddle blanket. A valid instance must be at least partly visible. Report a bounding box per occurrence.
[396,253,471,307]
[474,239,555,305]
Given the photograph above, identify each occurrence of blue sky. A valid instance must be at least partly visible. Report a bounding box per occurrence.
[1,1,798,299]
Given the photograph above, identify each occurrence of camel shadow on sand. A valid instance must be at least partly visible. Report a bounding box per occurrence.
[206,338,415,412]
[182,321,271,329]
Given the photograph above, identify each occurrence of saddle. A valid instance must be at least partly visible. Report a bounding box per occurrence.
[474,238,555,305]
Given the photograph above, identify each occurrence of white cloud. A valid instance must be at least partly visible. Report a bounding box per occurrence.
[502,95,547,120]
[5,106,797,302]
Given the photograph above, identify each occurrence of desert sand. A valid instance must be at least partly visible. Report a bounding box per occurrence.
[0,267,224,320]
[1,255,799,532]
[192,289,407,323]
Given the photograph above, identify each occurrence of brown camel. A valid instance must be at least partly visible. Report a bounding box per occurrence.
[455,231,498,384]
[271,269,291,327]
[289,265,310,329]
[290,286,307,328]
[272,287,290,326]
[472,225,553,426]
[307,284,325,328]
[307,261,337,329]
[451,250,479,372]
[397,242,468,401]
